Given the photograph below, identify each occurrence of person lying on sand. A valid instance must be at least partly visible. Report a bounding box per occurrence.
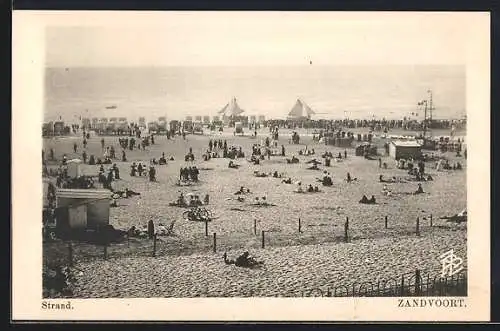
[286,156,299,164]
[234,186,251,195]
[223,251,263,268]
[282,177,292,184]
[254,171,268,178]
[307,163,320,170]
[228,160,241,169]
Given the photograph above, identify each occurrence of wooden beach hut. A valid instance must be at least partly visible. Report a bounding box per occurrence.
[55,189,111,231]
[389,140,422,160]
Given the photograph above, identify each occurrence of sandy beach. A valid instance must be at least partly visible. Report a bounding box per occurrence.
[43,127,467,297]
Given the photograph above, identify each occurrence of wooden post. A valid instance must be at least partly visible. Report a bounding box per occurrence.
[103,244,108,260]
[205,220,209,237]
[384,215,388,229]
[127,233,130,248]
[152,234,157,257]
[401,275,405,296]
[261,230,265,248]
[254,219,257,235]
[298,218,302,233]
[415,269,421,296]
[416,217,420,236]
[344,217,349,243]
[213,232,217,253]
[68,242,73,266]
[430,214,433,227]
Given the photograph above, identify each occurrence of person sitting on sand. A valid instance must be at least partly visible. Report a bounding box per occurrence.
[415,183,424,194]
[337,152,342,159]
[204,194,210,205]
[314,186,319,192]
[322,174,333,187]
[137,163,143,176]
[296,182,304,193]
[347,172,352,182]
[286,156,299,164]
[368,195,376,204]
[307,184,315,193]
[359,195,369,204]
[110,198,118,207]
[282,177,292,184]
[159,153,167,165]
[427,174,434,181]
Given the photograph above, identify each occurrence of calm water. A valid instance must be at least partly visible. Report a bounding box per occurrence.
[44,65,465,122]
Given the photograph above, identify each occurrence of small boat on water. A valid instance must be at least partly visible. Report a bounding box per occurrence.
[105,105,117,110]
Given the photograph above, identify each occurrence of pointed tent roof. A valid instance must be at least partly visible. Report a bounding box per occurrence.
[218,97,245,117]
[288,99,316,119]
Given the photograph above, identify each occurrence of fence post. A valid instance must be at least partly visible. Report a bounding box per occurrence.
[415,269,421,295]
[68,242,73,266]
[152,234,157,257]
[205,220,209,237]
[298,218,302,233]
[103,244,108,260]
[416,217,420,236]
[384,215,388,229]
[261,230,265,248]
[344,217,349,243]
[254,219,257,235]
[430,214,433,227]
[213,232,217,253]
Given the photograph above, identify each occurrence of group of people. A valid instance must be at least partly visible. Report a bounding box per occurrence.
[98,164,121,189]
[179,166,199,182]
[130,162,157,182]
[171,192,210,207]
[296,182,320,193]
[208,139,227,152]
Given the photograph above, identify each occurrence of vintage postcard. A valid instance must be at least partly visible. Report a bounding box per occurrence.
[12,11,490,321]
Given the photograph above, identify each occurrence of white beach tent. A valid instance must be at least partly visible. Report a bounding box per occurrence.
[218,97,246,118]
[287,99,316,120]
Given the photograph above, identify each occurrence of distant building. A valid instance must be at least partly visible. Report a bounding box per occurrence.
[389,140,422,160]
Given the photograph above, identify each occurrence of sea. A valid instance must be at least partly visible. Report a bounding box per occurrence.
[44,65,466,123]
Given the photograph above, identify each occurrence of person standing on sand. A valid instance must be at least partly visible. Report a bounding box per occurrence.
[82,151,87,164]
[378,158,382,168]
[101,138,105,151]
[73,142,77,153]
[83,138,87,149]
[344,149,347,159]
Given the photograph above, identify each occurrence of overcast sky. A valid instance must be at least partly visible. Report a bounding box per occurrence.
[42,11,479,67]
